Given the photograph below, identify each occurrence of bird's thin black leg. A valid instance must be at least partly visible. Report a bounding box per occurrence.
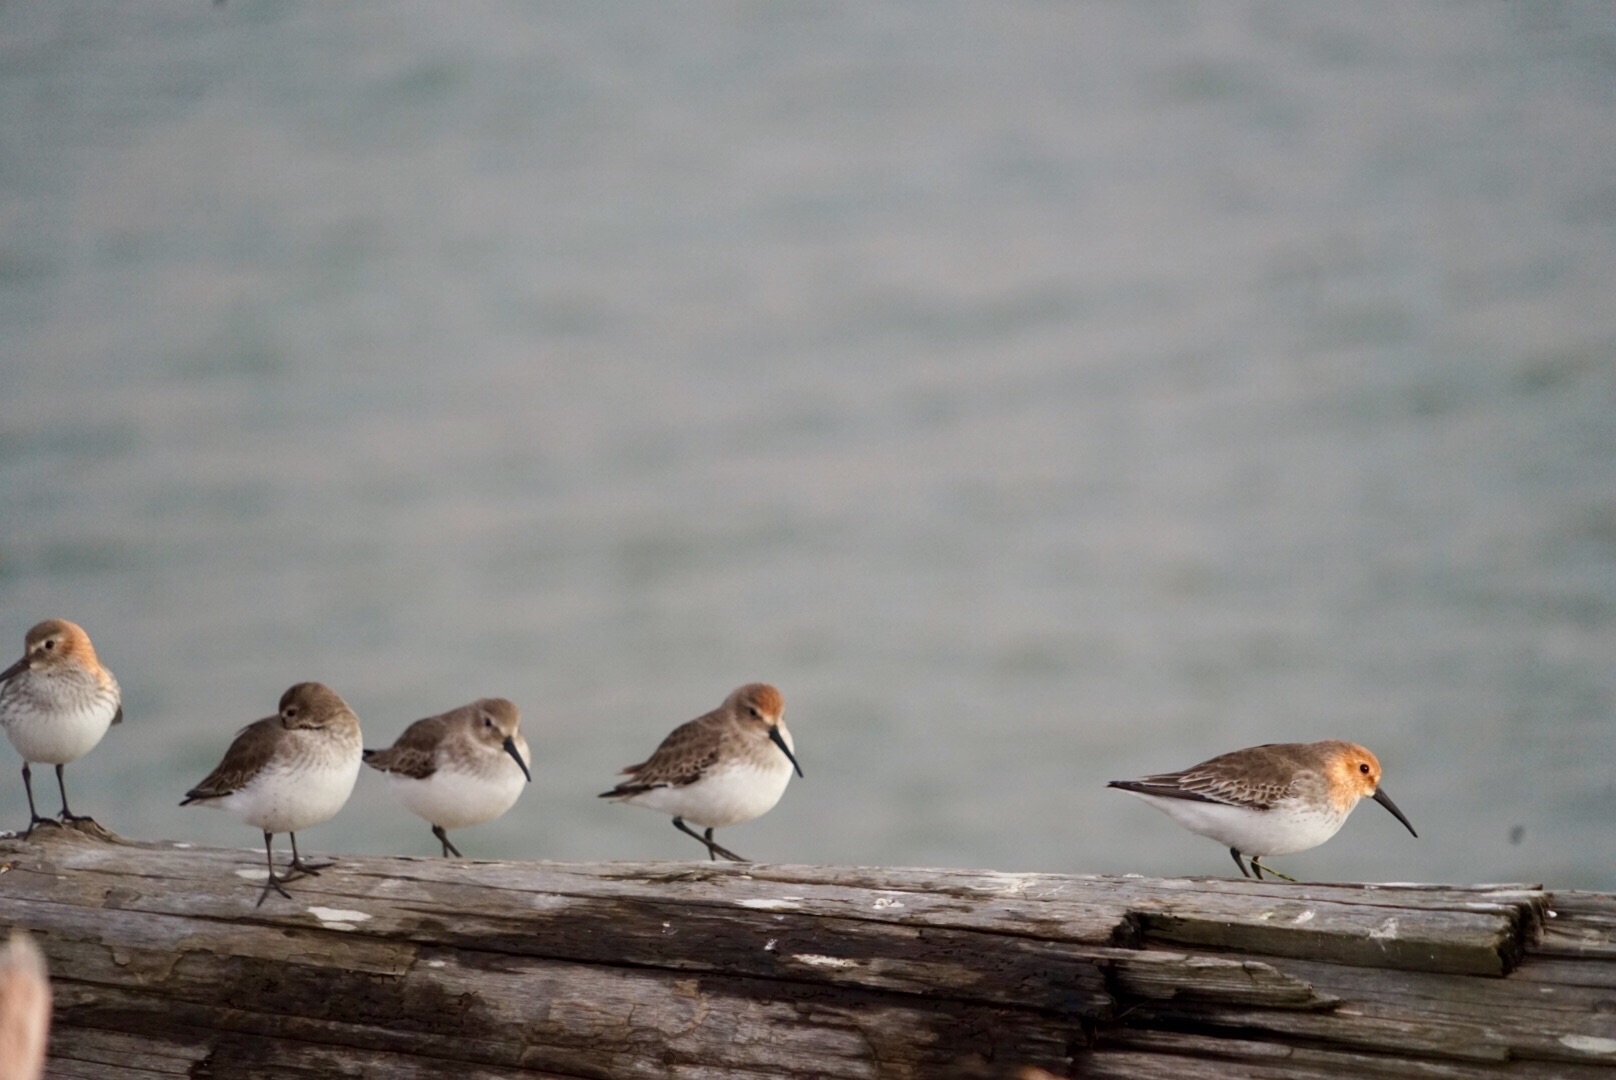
[1230,847,1253,879]
[20,764,57,838]
[284,832,332,878]
[1248,856,1300,883]
[703,826,746,862]
[673,816,718,859]
[433,825,463,858]
[256,831,293,907]
[672,817,746,862]
[55,763,91,823]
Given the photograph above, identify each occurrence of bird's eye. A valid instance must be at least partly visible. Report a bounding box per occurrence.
[484,716,494,728]
[43,640,55,651]
[1358,762,1371,774]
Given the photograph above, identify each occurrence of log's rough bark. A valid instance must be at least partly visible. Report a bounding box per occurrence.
[0,825,1611,1078]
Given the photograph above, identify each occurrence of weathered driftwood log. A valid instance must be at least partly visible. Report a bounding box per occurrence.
[0,825,1612,1078]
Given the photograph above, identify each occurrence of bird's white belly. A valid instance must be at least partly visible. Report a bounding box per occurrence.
[625,761,792,829]
[1125,791,1349,857]
[205,757,361,835]
[1,700,118,765]
[389,763,526,830]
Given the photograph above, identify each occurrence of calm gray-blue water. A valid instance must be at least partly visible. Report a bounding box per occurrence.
[1,3,1612,889]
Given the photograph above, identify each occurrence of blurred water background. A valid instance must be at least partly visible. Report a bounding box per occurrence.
[0,2,1612,888]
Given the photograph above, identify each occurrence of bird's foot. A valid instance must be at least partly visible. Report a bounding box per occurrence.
[1250,858,1300,883]
[706,841,748,863]
[255,873,294,907]
[21,816,60,840]
[283,857,332,881]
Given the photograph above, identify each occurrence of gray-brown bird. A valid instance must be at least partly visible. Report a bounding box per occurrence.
[600,683,802,862]
[182,683,363,905]
[0,620,122,836]
[363,697,532,857]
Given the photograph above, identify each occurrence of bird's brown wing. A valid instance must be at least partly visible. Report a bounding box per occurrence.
[1109,744,1304,811]
[1108,771,1287,811]
[181,716,282,803]
[599,713,724,797]
[362,714,450,780]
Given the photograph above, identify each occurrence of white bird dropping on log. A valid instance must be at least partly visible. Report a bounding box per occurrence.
[0,619,122,837]
[362,697,531,857]
[181,682,363,906]
[1108,739,1418,881]
[599,683,802,862]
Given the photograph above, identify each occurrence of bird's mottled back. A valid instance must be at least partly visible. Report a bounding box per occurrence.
[608,712,726,792]
[181,716,284,802]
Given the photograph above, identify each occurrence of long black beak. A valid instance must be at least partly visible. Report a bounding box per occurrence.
[502,736,532,783]
[0,656,28,683]
[769,725,804,778]
[1372,787,1417,837]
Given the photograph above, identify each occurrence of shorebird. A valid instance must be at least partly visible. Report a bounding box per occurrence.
[363,697,531,857]
[1108,740,1417,881]
[181,682,363,905]
[600,683,802,862]
[0,620,121,836]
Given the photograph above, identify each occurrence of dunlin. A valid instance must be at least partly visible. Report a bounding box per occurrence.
[363,697,531,857]
[0,620,122,836]
[1108,740,1417,880]
[599,682,802,862]
[181,682,363,906]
